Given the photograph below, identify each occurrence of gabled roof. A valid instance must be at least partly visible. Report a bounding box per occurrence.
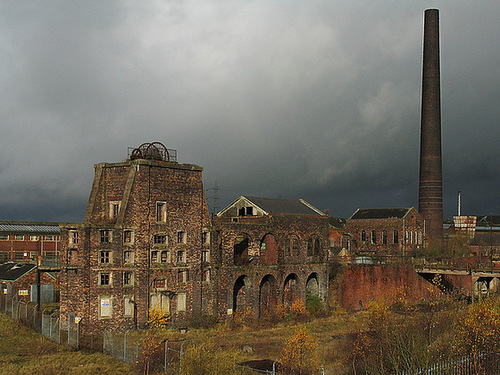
[329,217,347,228]
[0,262,36,282]
[349,208,414,220]
[218,196,325,217]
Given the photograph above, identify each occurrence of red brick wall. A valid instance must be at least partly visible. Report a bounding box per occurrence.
[331,264,441,311]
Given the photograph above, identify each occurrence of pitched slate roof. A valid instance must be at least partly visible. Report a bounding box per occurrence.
[0,262,36,282]
[349,208,412,220]
[0,221,60,234]
[243,196,324,216]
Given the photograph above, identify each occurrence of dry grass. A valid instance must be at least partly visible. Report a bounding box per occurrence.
[0,313,134,375]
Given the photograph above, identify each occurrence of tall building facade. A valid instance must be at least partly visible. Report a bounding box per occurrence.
[60,143,212,333]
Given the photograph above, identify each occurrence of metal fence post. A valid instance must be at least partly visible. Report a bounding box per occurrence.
[164,340,168,373]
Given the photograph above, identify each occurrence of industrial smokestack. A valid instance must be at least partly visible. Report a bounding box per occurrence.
[418,9,443,246]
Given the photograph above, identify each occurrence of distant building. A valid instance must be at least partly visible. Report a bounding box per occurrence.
[0,262,57,304]
[0,221,61,263]
[346,208,425,255]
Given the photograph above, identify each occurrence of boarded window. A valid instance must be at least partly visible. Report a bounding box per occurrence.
[99,296,112,318]
[177,293,186,312]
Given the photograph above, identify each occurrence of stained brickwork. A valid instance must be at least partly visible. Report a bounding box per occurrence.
[60,157,211,334]
[213,199,331,319]
[330,264,441,311]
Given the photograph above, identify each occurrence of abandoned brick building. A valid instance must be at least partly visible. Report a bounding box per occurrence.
[346,208,425,255]
[59,143,331,333]
[213,196,330,318]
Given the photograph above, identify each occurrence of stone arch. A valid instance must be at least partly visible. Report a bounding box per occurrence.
[283,273,300,307]
[259,274,278,318]
[306,272,320,297]
[233,275,252,312]
[260,233,278,265]
[234,234,250,266]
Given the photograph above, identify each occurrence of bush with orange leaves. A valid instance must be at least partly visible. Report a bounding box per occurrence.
[280,326,318,375]
[454,297,500,356]
[290,299,309,320]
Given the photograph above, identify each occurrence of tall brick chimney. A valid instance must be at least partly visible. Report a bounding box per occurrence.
[419,9,443,246]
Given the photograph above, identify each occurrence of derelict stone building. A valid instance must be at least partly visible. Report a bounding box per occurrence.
[59,143,331,333]
[212,196,330,318]
[60,143,212,333]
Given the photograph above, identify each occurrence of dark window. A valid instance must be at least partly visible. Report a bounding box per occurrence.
[393,230,399,244]
[292,239,299,256]
[151,251,158,263]
[307,238,314,256]
[177,270,187,283]
[123,271,133,286]
[371,230,377,244]
[314,238,321,255]
[177,250,184,263]
[100,230,110,243]
[177,231,186,244]
[154,234,167,244]
[382,230,387,245]
[161,251,168,263]
[100,273,110,285]
[246,207,253,215]
[100,251,110,264]
[361,230,366,242]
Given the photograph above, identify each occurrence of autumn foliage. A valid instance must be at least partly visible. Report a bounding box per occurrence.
[280,326,318,374]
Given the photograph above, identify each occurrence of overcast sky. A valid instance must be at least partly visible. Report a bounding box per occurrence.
[1,1,499,222]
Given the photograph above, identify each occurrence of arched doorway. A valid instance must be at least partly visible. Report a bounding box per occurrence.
[259,274,278,318]
[283,273,299,307]
[260,233,278,265]
[233,275,251,312]
[306,273,320,297]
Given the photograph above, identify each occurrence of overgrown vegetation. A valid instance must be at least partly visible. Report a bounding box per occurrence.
[0,313,134,374]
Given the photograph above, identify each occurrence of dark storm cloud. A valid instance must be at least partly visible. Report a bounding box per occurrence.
[0,1,498,221]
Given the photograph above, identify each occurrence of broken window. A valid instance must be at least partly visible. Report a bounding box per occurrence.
[393,230,399,244]
[382,230,387,245]
[156,202,167,222]
[123,271,134,286]
[371,230,377,244]
[109,201,121,219]
[246,207,253,215]
[203,269,210,282]
[177,270,188,283]
[124,250,134,264]
[151,251,158,263]
[177,231,186,244]
[124,230,134,244]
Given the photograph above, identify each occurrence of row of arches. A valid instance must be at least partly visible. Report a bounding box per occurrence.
[233,232,323,266]
[232,272,320,318]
